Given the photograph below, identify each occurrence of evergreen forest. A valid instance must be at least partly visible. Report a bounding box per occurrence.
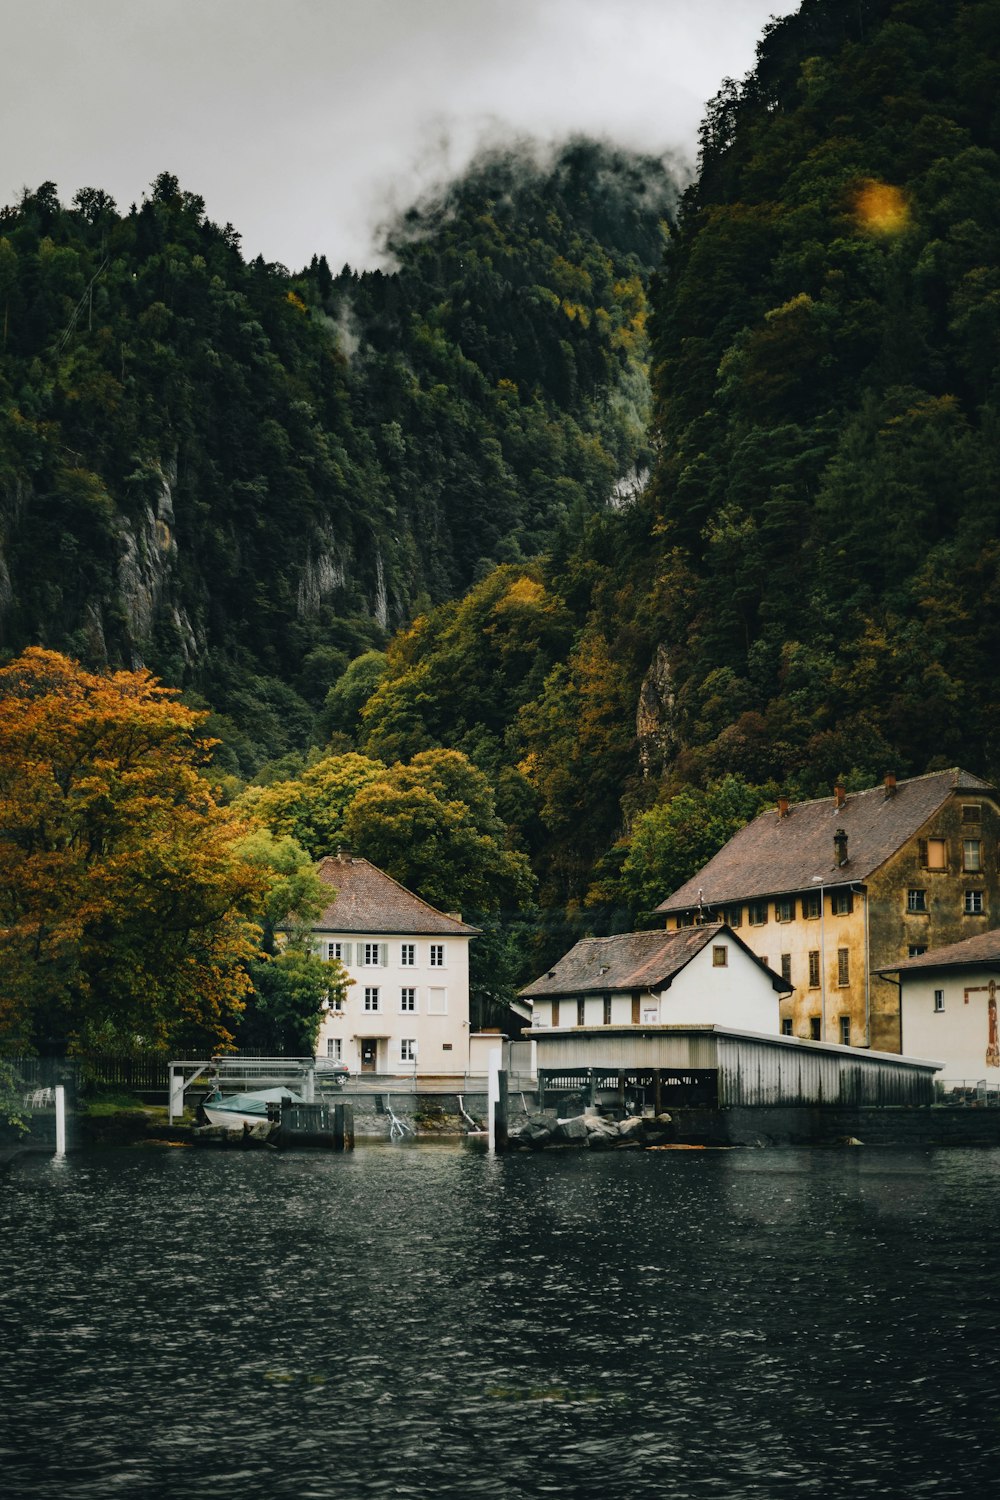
[4,0,1000,1039]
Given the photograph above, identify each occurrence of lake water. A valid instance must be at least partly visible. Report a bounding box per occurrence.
[2,1141,999,1499]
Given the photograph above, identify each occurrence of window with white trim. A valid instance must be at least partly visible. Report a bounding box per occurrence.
[400,987,416,1013]
[934,989,945,1013]
[781,1018,793,1036]
[364,986,380,1012]
[400,943,415,967]
[963,839,982,872]
[964,890,984,914]
[429,943,445,968]
[803,892,821,919]
[839,1015,850,1045]
[363,941,383,966]
[775,898,794,923]
[326,1037,342,1060]
[749,901,768,926]
[400,1039,417,1063]
[907,889,927,913]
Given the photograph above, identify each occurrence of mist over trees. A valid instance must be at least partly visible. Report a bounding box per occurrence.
[5,0,1000,1018]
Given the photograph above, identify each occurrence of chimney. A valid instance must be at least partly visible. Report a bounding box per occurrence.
[777,793,790,819]
[884,772,897,798]
[834,783,847,811]
[834,827,849,866]
[446,912,462,923]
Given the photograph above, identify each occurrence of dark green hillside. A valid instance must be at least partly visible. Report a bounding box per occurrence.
[0,144,675,770]
[348,0,1000,947]
[644,0,1000,794]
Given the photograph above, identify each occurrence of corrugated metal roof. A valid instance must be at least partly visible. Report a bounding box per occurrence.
[313,855,480,936]
[519,923,789,998]
[657,768,994,912]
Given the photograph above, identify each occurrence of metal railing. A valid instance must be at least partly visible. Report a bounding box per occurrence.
[935,1078,1000,1107]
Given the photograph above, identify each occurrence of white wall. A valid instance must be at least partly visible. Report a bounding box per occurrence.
[658,940,781,1032]
[315,930,470,1075]
[901,969,1000,1083]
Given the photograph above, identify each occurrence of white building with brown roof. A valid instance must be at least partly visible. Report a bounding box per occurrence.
[312,853,479,1078]
[880,929,1000,1090]
[521,923,789,1033]
[656,769,1000,1053]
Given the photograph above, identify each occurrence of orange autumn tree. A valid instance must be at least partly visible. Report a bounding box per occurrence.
[0,648,269,1053]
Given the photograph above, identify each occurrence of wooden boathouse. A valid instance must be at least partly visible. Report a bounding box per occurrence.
[533,1025,942,1112]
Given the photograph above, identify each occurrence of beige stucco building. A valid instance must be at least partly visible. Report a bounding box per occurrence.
[311,853,478,1078]
[656,769,1000,1053]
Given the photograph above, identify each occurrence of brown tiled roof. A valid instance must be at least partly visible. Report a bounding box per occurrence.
[519,922,789,998]
[313,855,480,936]
[879,927,1000,975]
[657,769,994,913]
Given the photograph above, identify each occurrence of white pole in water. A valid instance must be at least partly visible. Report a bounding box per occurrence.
[487,1046,501,1152]
[54,1085,66,1156]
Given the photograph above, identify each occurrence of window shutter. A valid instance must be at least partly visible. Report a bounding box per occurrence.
[631,995,640,1024]
[380,942,388,966]
[846,892,854,914]
[918,838,928,868]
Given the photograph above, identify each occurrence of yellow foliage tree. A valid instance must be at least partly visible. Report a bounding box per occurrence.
[0,649,269,1053]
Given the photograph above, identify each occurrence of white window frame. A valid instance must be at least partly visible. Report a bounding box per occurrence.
[400,942,416,967]
[429,943,445,968]
[326,1037,342,1060]
[963,839,982,873]
[364,986,380,1012]
[400,1039,417,1063]
[933,989,945,1013]
[399,986,416,1013]
[964,890,984,915]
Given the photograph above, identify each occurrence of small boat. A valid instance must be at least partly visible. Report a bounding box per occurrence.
[200,1087,303,1129]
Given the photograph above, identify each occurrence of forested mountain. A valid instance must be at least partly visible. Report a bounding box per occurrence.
[0,141,675,769]
[340,0,1000,944]
[7,0,1000,996]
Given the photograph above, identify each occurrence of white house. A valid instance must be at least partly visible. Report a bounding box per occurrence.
[880,929,1000,1087]
[521,923,789,1034]
[312,853,478,1077]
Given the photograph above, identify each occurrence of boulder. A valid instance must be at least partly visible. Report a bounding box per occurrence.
[617,1115,647,1141]
[553,1115,588,1142]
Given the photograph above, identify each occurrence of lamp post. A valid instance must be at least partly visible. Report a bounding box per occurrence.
[811,875,826,1042]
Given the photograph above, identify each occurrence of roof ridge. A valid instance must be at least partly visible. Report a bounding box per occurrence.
[315,854,478,933]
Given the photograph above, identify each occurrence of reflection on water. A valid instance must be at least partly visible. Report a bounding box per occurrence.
[2,1143,999,1498]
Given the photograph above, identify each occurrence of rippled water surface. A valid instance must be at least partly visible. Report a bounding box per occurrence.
[2,1142,999,1498]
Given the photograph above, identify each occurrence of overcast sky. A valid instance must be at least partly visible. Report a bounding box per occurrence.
[1,0,798,271]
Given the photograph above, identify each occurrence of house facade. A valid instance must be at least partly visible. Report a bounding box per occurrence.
[521,923,789,1034]
[311,853,478,1077]
[879,929,1000,1088]
[656,769,1000,1053]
